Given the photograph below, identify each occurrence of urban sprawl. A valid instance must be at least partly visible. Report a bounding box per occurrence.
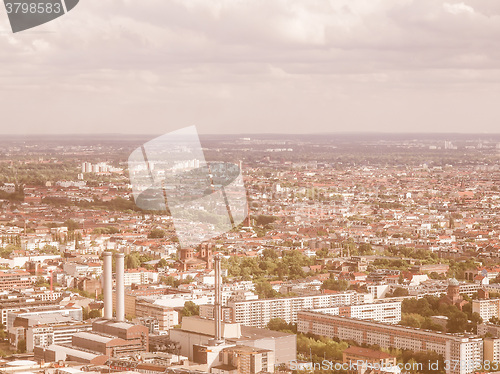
[0,135,499,374]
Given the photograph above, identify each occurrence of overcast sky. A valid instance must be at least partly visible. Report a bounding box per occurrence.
[1,0,500,135]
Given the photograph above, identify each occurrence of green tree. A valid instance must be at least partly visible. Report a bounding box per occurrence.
[400,313,424,328]
[162,276,178,287]
[321,278,349,292]
[17,338,26,353]
[148,228,166,239]
[157,258,168,268]
[390,288,410,297]
[126,253,141,269]
[254,280,278,299]
[181,301,199,317]
[64,219,79,231]
[447,311,468,333]
[89,310,101,319]
[267,318,296,333]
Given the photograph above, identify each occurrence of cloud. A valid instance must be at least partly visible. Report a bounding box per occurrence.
[443,2,475,15]
[0,0,500,134]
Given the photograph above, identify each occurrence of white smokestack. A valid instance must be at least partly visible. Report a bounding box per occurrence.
[103,252,113,320]
[214,254,222,343]
[115,253,125,321]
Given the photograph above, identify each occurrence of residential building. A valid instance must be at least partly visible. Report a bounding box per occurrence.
[135,300,179,330]
[297,311,483,374]
[0,270,31,290]
[312,300,402,324]
[472,299,500,323]
[484,337,500,363]
[228,291,371,328]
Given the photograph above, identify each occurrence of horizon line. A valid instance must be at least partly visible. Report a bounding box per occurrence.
[1,131,500,137]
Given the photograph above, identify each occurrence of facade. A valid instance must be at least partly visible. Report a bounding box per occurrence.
[199,304,233,323]
[26,321,92,352]
[297,311,483,374]
[112,291,138,318]
[0,270,31,290]
[472,299,500,323]
[134,316,160,334]
[8,306,84,350]
[411,264,450,275]
[478,323,500,337]
[228,291,371,328]
[169,316,296,366]
[0,296,57,325]
[231,325,297,366]
[112,287,168,318]
[124,270,150,286]
[312,300,401,324]
[459,283,482,296]
[484,337,500,363]
[212,345,275,374]
[76,277,102,297]
[135,301,179,330]
[36,319,149,362]
[7,305,83,332]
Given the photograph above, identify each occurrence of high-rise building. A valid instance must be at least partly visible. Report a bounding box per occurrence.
[472,299,500,323]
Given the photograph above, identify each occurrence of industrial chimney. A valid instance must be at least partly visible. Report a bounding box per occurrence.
[103,252,113,319]
[213,254,223,345]
[116,253,125,321]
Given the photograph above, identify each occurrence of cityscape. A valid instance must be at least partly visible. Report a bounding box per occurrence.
[0,134,498,374]
[2,0,499,372]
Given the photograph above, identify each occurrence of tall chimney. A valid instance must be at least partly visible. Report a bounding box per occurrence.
[214,254,223,343]
[103,252,113,320]
[115,253,125,321]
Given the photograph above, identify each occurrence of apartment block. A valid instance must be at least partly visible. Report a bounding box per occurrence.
[312,300,401,324]
[472,299,500,323]
[297,311,483,374]
[484,337,500,363]
[124,270,150,286]
[228,291,371,328]
[135,300,178,330]
[0,270,31,290]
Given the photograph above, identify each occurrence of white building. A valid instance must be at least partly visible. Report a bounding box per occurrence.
[472,299,500,323]
[228,291,372,328]
[123,270,150,286]
[298,311,483,374]
[26,321,92,352]
[312,300,401,324]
